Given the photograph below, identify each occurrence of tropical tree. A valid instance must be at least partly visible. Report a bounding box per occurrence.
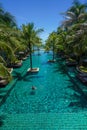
[0,42,17,66]
[0,63,12,82]
[22,23,43,69]
[35,37,42,55]
[45,31,63,61]
[0,4,17,28]
[58,0,87,64]
[62,0,87,28]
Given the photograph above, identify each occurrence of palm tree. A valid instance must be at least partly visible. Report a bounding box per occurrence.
[0,4,17,28]
[59,0,87,63]
[22,23,43,71]
[0,42,17,66]
[0,5,22,65]
[46,31,58,62]
[35,37,42,55]
[62,0,87,28]
[0,56,6,66]
[0,23,27,63]
[0,63,12,83]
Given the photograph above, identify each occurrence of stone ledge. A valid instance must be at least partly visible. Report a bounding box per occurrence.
[27,68,39,73]
[48,59,56,63]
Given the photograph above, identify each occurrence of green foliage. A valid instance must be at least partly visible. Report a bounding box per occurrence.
[0,56,6,66]
[0,42,16,63]
[0,4,17,28]
[0,63,12,82]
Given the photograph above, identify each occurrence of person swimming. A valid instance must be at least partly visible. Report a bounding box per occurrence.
[32,86,37,90]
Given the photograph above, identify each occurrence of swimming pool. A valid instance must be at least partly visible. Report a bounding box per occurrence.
[0,51,87,129]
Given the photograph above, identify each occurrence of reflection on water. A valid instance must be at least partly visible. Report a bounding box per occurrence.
[30,91,36,95]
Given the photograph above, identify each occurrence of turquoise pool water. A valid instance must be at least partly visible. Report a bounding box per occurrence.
[0,51,87,129]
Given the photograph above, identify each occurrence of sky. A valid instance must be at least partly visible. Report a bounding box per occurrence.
[0,0,86,42]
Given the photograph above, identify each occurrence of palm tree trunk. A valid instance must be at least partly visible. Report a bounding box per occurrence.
[29,42,32,69]
[38,47,40,55]
[53,42,54,60]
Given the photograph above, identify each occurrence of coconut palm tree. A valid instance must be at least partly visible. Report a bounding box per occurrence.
[0,56,6,66]
[46,31,62,61]
[62,0,87,28]
[0,42,17,66]
[0,4,17,28]
[59,0,87,63]
[34,37,42,55]
[22,23,43,70]
[0,23,27,63]
[0,63,12,83]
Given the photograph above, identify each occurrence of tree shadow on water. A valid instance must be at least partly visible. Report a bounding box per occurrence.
[68,94,87,109]
[68,84,82,94]
[67,85,87,109]
[53,64,67,76]
[13,71,32,82]
[30,90,36,95]
[0,115,6,127]
[13,71,44,82]
[0,95,4,99]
